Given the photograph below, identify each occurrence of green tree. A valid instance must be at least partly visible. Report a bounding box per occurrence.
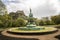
[51,15,60,24]
[15,18,26,27]
[1,14,11,27]
[35,19,40,26]
[45,20,51,25]
[9,11,27,20]
[39,20,44,26]
[9,12,16,19]
[0,20,4,27]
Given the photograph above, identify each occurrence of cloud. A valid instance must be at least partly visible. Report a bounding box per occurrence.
[2,0,60,18]
[33,4,56,18]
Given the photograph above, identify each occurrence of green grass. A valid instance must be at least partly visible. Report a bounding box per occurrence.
[8,27,57,33]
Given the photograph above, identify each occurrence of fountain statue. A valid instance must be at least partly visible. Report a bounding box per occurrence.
[19,8,41,30]
[27,8,36,27]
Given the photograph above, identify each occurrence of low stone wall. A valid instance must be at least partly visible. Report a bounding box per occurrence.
[7,30,58,35]
[55,25,60,29]
[1,29,60,40]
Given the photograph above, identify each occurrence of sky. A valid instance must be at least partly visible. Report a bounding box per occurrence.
[2,0,60,19]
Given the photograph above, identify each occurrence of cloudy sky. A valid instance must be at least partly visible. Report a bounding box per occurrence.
[2,0,60,18]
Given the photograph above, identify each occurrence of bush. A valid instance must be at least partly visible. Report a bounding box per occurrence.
[0,20,4,28]
[39,20,44,26]
[15,18,26,27]
[51,15,60,24]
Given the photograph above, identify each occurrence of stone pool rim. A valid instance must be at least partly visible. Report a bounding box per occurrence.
[2,27,58,35]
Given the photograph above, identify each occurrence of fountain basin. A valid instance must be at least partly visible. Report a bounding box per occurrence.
[7,27,58,34]
[18,27,45,31]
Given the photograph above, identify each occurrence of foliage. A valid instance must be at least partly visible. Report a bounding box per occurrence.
[2,14,11,27]
[51,15,60,24]
[39,20,44,26]
[9,11,26,20]
[35,19,40,26]
[44,20,51,25]
[15,18,26,27]
[0,10,60,28]
[0,20,3,27]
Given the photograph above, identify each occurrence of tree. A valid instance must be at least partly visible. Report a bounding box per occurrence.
[15,18,26,27]
[45,20,51,25]
[39,20,44,26]
[41,17,51,25]
[1,14,11,27]
[9,11,27,20]
[51,14,60,24]
[35,19,40,26]
[16,10,25,16]
[0,20,4,27]
[9,12,16,19]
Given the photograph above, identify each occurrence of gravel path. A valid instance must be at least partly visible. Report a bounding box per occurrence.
[0,31,39,40]
[0,29,60,40]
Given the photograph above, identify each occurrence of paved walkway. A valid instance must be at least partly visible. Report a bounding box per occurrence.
[1,29,60,40]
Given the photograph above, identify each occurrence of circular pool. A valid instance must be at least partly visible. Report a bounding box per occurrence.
[7,26,58,34]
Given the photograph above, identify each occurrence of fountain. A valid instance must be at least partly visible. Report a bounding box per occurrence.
[18,9,44,31]
[2,9,58,35]
[5,8,58,34]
